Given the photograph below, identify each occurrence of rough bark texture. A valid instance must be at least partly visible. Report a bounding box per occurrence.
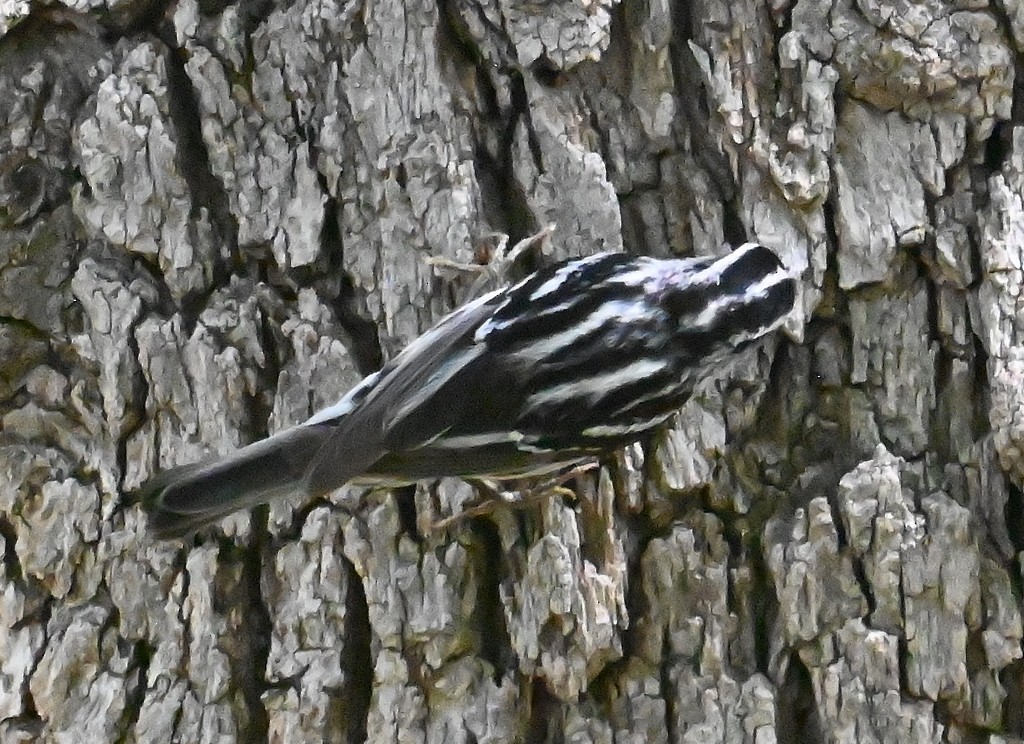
[1,0,1022,741]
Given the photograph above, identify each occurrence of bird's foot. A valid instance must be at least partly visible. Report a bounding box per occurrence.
[425,225,556,299]
[431,461,597,531]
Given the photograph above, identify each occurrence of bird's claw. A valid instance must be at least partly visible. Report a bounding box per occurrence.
[425,225,556,298]
[430,461,597,531]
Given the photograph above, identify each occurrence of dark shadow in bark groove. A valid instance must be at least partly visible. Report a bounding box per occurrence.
[387,486,419,543]
[120,638,154,735]
[321,194,385,377]
[659,629,678,743]
[1004,480,1024,557]
[1001,656,1024,735]
[969,326,990,432]
[748,537,780,676]
[777,650,822,744]
[984,120,1013,175]
[218,525,272,743]
[0,515,21,583]
[669,0,743,245]
[159,40,239,283]
[337,554,372,743]
[469,518,516,682]
[98,0,172,39]
[508,69,545,185]
[525,675,562,743]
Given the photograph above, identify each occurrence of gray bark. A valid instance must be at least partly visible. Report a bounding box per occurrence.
[0,0,1021,741]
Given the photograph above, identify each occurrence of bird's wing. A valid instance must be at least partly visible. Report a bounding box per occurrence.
[303,287,509,494]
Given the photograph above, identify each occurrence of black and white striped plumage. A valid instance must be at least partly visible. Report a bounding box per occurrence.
[143,242,796,538]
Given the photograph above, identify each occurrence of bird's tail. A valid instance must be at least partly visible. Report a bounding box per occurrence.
[141,425,330,539]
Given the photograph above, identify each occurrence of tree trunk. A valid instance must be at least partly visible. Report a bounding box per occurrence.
[0,0,1021,741]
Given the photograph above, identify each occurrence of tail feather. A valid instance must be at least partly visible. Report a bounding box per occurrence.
[142,426,331,539]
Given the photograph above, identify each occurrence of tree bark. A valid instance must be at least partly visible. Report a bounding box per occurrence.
[0,0,1021,741]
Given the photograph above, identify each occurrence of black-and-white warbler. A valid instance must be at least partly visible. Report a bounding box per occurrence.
[143,242,796,538]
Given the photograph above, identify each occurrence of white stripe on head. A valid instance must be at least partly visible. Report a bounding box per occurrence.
[689,266,793,329]
[691,242,774,285]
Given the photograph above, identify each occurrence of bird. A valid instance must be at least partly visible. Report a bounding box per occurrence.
[142,241,797,538]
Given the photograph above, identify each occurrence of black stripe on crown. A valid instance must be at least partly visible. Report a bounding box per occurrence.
[716,243,784,293]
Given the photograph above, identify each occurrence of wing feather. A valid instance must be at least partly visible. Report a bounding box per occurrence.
[304,288,506,494]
